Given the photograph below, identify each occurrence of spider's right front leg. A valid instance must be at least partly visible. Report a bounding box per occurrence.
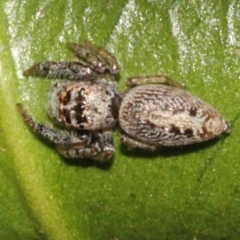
[17,103,114,161]
[58,130,115,162]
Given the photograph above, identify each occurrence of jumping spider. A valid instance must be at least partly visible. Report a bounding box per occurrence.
[18,42,230,162]
[18,41,121,162]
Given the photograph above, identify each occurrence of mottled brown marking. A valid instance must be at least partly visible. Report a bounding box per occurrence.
[189,107,197,117]
[74,105,88,124]
[199,126,212,139]
[170,124,181,135]
[61,109,71,124]
[184,128,193,137]
[77,88,86,102]
[173,108,185,115]
[61,91,71,105]
[146,120,157,129]
[121,102,133,122]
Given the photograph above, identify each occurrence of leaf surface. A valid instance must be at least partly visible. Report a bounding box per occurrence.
[1,1,240,239]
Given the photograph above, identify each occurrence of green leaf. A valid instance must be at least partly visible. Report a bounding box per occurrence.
[1,0,240,239]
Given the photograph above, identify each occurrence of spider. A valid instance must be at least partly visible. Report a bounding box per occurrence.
[18,42,230,161]
[18,41,122,162]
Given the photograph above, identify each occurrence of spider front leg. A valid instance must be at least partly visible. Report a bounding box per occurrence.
[85,130,115,161]
[127,75,185,89]
[57,130,115,162]
[23,42,120,80]
[23,61,95,80]
[17,103,114,161]
[68,41,120,75]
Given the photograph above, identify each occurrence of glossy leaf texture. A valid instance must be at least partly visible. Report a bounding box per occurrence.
[1,1,240,239]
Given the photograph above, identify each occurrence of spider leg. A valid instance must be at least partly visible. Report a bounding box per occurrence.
[127,75,185,89]
[23,61,97,80]
[17,103,89,144]
[120,131,157,151]
[17,103,114,161]
[58,130,114,161]
[23,42,119,80]
[68,41,120,75]
[94,130,115,161]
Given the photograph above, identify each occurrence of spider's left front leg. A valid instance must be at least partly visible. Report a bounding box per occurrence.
[23,42,120,81]
[23,60,96,80]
